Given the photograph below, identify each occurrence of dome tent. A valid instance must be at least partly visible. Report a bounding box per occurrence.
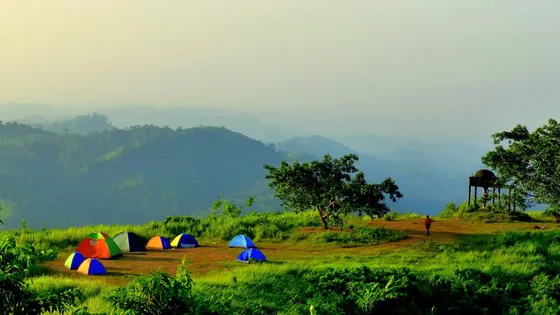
[228,234,255,248]
[170,233,199,248]
[78,258,107,275]
[236,248,267,263]
[146,236,171,250]
[75,232,122,259]
[113,231,146,252]
[64,252,86,270]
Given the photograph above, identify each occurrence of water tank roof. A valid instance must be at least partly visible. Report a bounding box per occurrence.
[473,169,496,180]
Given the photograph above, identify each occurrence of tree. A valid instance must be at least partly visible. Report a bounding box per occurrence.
[263,154,403,229]
[481,119,560,210]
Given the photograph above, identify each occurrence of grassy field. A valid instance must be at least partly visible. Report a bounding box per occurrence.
[4,210,560,314]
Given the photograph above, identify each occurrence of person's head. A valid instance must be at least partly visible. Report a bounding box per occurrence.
[426,215,430,218]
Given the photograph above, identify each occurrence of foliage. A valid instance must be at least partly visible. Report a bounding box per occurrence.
[438,199,534,223]
[383,211,398,221]
[0,236,81,314]
[211,194,255,218]
[264,154,403,228]
[482,119,560,210]
[105,258,196,315]
[440,202,458,218]
[543,206,560,218]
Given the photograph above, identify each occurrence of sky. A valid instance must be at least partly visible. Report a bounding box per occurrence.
[1,1,559,139]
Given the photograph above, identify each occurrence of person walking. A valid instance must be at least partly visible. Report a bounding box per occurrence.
[425,215,434,235]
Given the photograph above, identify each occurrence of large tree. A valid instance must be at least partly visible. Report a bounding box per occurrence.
[263,154,403,228]
[481,119,560,210]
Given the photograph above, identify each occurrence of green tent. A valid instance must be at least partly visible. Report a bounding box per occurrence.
[75,232,122,259]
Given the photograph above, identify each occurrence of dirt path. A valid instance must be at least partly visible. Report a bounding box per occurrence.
[40,219,550,285]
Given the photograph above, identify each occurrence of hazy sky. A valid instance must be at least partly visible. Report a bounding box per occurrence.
[1,1,559,138]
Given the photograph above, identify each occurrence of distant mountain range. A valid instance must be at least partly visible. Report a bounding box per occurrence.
[0,103,295,143]
[0,104,495,228]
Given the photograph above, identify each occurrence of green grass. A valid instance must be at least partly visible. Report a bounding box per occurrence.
[28,228,560,314]
[28,277,116,315]
[363,211,425,221]
[289,227,406,247]
[9,208,560,314]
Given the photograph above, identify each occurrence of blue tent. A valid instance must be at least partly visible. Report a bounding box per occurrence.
[228,234,255,248]
[236,248,267,263]
[171,233,199,248]
[78,258,107,275]
[64,252,86,270]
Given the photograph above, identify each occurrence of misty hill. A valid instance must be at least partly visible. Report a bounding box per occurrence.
[29,113,115,134]
[1,103,294,143]
[0,122,285,229]
[276,135,467,213]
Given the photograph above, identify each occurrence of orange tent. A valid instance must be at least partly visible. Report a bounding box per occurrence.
[75,232,122,259]
[146,236,171,250]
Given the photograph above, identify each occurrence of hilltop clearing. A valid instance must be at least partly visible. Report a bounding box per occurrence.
[14,212,560,314]
[35,215,551,285]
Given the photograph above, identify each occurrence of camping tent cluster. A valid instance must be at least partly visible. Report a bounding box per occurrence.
[65,232,266,276]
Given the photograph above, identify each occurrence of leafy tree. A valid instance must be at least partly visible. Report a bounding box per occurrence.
[211,195,255,218]
[264,154,403,229]
[482,119,560,210]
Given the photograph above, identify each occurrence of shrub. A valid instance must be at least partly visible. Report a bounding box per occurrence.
[440,202,457,218]
[0,236,81,314]
[105,257,195,315]
[383,211,398,221]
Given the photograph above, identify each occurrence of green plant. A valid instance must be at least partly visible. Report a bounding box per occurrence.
[383,211,398,221]
[105,259,196,315]
[440,202,457,218]
[0,236,79,314]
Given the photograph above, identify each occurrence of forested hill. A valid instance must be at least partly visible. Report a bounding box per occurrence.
[28,113,115,135]
[0,122,284,228]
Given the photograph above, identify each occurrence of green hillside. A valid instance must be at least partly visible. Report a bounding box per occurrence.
[0,122,286,228]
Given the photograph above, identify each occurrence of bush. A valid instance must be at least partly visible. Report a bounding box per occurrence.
[440,202,457,218]
[105,257,195,315]
[0,236,81,314]
[383,212,398,221]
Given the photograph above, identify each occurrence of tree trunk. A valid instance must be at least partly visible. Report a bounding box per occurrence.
[317,206,329,229]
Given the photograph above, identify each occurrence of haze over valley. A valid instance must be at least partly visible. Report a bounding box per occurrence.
[1,1,558,228]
